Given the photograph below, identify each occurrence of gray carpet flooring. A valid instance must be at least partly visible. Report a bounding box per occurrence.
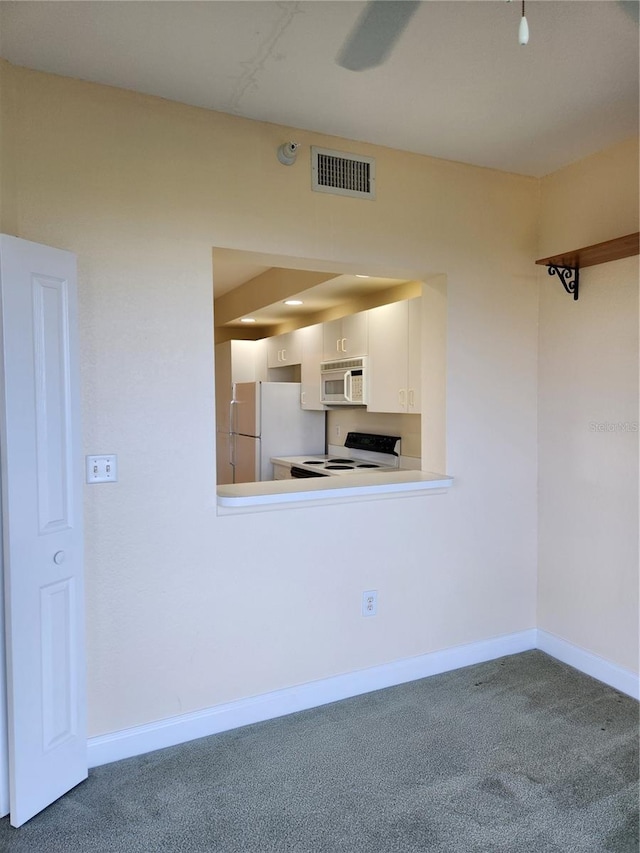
[0,650,637,852]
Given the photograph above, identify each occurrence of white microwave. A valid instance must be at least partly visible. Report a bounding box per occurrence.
[320,356,368,406]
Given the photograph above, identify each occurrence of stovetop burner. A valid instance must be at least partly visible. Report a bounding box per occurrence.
[276,434,402,478]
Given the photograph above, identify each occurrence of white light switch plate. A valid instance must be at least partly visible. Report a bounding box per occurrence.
[86,455,118,483]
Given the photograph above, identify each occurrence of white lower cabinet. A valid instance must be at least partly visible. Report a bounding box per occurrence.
[272,462,292,480]
[366,298,421,414]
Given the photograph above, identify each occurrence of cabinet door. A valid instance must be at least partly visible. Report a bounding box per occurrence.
[267,331,302,367]
[286,328,303,365]
[366,300,408,413]
[272,463,291,480]
[342,310,368,357]
[267,334,284,368]
[322,312,369,359]
[322,319,343,360]
[407,298,422,414]
[298,324,325,410]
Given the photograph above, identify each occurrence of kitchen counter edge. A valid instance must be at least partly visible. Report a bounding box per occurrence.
[216,470,453,512]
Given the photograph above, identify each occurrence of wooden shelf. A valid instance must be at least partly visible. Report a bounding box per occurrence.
[536,232,639,270]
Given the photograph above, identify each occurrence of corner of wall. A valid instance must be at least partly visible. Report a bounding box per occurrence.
[0,59,18,236]
[538,137,640,257]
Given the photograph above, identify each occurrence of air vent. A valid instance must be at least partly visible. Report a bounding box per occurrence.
[311,147,376,200]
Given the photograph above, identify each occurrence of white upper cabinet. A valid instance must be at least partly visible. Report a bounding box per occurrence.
[267,330,302,368]
[253,338,269,382]
[366,298,421,414]
[407,298,422,413]
[297,323,325,410]
[322,311,368,360]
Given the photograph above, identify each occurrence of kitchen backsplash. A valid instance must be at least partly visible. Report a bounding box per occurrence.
[326,410,421,459]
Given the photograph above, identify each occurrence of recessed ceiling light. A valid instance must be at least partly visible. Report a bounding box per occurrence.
[356,275,370,279]
[284,299,303,306]
[240,318,256,323]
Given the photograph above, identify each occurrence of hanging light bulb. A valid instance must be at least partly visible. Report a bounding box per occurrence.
[518,0,529,45]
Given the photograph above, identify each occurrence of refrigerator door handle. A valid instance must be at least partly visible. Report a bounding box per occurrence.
[229,399,237,434]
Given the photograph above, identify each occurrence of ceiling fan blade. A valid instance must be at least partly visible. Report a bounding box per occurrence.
[337,1,420,71]
[618,0,639,24]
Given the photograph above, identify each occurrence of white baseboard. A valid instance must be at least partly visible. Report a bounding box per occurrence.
[88,628,537,768]
[89,628,639,769]
[536,629,639,701]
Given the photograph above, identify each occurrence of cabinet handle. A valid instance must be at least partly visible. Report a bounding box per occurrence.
[301,391,306,405]
[399,389,406,408]
[282,348,286,361]
[408,389,414,407]
[336,339,341,353]
[341,338,347,353]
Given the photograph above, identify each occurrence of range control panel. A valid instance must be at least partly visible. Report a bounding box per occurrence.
[344,432,400,457]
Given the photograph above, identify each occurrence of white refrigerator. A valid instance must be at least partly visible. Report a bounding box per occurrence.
[230,382,325,483]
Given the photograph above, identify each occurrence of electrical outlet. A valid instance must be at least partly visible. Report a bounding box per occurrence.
[362,590,378,617]
[86,454,118,483]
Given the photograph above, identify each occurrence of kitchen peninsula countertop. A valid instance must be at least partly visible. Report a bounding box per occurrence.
[217,469,453,512]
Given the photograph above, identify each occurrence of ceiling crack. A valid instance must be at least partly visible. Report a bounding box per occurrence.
[224,2,304,115]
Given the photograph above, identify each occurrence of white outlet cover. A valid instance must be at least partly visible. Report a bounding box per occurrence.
[362,589,378,617]
[86,454,118,483]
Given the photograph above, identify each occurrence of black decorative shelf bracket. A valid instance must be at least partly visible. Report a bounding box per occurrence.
[547,264,579,300]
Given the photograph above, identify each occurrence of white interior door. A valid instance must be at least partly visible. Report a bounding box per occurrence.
[0,235,87,827]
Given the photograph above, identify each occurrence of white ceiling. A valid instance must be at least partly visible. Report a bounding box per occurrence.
[1,1,638,179]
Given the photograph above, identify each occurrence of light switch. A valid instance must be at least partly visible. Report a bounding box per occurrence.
[86,455,118,483]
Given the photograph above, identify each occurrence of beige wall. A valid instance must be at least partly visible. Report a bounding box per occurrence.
[538,137,639,258]
[327,410,421,460]
[0,59,556,737]
[537,140,640,672]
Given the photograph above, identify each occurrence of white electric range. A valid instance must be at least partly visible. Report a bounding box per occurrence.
[271,432,401,479]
